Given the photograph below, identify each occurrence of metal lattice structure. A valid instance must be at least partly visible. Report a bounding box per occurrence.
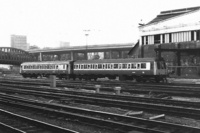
[0,47,36,65]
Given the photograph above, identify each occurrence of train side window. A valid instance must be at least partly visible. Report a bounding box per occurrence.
[137,64,141,69]
[131,64,136,69]
[122,64,127,69]
[81,64,84,69]
[83,64,86,69]
[107,64,111,69]
[95,64,98,69]
[105,64,107,69]
[56,65,58,69]
[119,64,122,69]
[114,64,118,69]
[141,63,146,69]
[98,64,102,69]
[92,64,95,69]
[63,65,65,69]
[110,64,113,69]
[47,65,50,69]
[128,64,131,69]
[87,64,90,69]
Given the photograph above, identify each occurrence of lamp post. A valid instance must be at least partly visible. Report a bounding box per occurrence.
[83,30,90,60]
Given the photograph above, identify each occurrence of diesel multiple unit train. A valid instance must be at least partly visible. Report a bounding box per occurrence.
[20,58,167,82]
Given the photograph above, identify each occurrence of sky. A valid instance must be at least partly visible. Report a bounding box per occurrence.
[1,0,200,48]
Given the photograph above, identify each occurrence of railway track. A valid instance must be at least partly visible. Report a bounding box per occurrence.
[0,108,78,133]
[0,93,200,133]
[1,78,200,97]
[1,83,200,120]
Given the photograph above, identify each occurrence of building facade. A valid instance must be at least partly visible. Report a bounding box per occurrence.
[11,35,29,51]
[139,6,200,78]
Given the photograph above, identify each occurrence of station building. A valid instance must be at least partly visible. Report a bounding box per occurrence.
[138,6,200,78]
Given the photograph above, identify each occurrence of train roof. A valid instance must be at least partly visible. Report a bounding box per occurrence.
[21,60,73,65]
[74,58,158,64]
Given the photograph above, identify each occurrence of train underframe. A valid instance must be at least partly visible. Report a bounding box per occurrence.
[22,73,167,83]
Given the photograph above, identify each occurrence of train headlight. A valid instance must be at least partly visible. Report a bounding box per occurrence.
[142,71,145,74]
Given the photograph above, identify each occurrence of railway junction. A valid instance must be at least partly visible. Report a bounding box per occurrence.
[2,6,200,133]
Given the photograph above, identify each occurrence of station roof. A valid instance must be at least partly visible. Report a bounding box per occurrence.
[142,6,200,27]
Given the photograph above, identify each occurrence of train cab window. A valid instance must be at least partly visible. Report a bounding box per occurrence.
[160,61,166,69]
[119,64,122,69]
[157,62,160,69]
[131,64,136,69]
[128,64,131,69]
[122,64,127,69]
[141,63,146,69]
[137,64,141,69]
[114,64,118,69]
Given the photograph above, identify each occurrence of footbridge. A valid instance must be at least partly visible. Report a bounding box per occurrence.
[0,47,36,65]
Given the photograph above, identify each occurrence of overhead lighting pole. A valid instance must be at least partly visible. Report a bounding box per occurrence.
[83,29,90,60]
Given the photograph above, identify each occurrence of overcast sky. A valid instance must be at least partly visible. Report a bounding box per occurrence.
[0,0,200,48]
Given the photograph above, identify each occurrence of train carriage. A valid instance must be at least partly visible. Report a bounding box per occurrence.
[73,58,167,82]
[20,61,74,79]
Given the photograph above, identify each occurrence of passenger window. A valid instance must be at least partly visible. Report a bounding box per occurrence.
[122,64,127,69]
[105,64,107,69]
[114,64,118,69]
[141,63,146,69]
[119,64,122,69]
[107,64,111,69]
[131,64,136,69]
[63,65,65,69]
[83,64,86,69]
[128,64,131,69]
[95,64,98,69]
[137,64,140,69]
[88,64,91,69]
[81,64,84,69]
[110,64,113,69]
[98,64,102,69]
